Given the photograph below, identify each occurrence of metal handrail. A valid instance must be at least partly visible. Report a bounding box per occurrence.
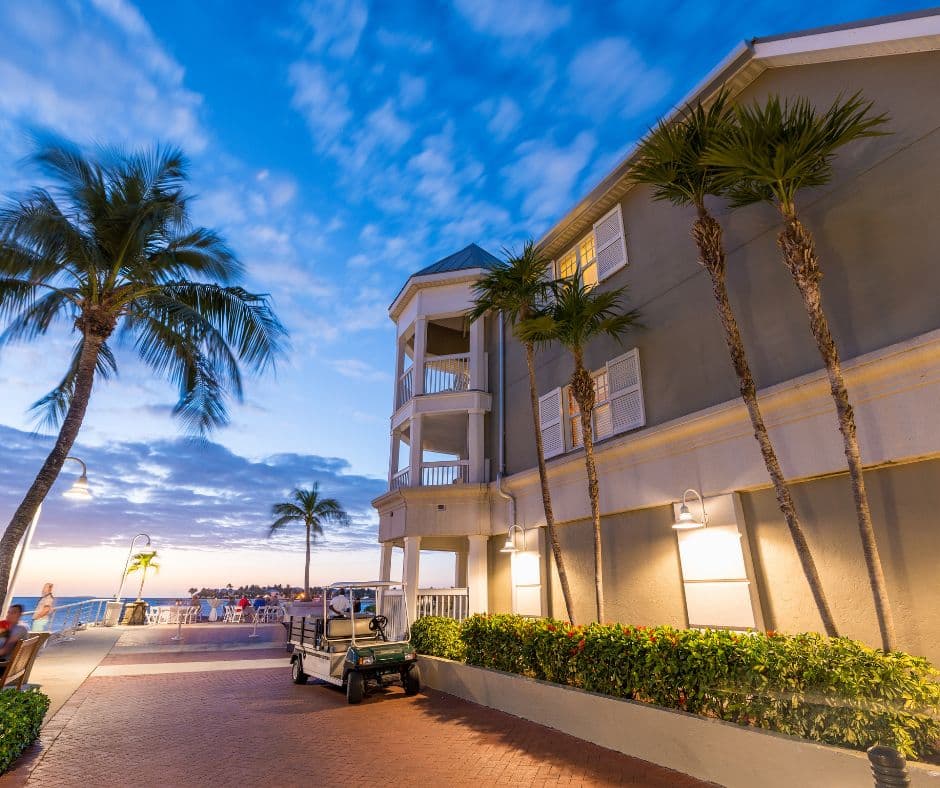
[37,597,115,641]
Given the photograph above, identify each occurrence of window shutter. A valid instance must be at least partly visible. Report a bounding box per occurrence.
[606,349,644,434]
[593,205,627,281]
[538,387,565,459]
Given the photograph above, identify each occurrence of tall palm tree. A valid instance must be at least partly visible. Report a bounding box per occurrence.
[268,483,349,597]
[630,93,838,637]
[126,550,159,602]
[0,140,287,605]
[703,93,895,650]
[469,242,576,623]
[518,280,640,622]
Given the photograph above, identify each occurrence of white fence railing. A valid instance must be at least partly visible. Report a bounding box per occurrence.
[396,366,414,409]
[421,460,469,486]
[38,598,113,640]
[424,353,470,395]
[417,588,469,621]
[391,467,411,490]
[379,588,409,642]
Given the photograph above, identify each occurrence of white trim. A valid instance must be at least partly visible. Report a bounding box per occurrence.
[538,388,565,459]
[606,348,645,434]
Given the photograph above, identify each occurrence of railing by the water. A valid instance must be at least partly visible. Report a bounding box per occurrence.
[39,598,114,640]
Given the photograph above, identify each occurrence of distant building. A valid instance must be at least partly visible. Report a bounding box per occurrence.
[372,11,940,662]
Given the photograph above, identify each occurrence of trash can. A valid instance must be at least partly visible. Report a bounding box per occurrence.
[103,601,124,627]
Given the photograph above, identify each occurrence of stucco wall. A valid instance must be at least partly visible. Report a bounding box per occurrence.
[547,505,688,628]
[504,50,940,475]
[540,459,940,663]
[740,458,940,663]
[487,534,512,613]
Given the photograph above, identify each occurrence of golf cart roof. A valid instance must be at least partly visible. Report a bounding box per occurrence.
[329,581,400,590]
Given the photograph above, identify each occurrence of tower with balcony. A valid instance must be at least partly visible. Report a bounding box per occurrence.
[373,244,500,621]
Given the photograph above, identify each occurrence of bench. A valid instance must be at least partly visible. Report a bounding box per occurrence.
[326,616,374,639]
[0,635,46,690]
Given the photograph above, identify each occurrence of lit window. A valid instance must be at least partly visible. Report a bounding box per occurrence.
[567,369,613,448]
[555,233,598,289]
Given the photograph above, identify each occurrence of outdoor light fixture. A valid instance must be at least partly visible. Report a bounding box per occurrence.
[115,533,152,601]
[62,456,92,500]
[673,488,708,530]
[500,524,527,553]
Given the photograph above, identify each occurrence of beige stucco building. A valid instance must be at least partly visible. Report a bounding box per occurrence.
[372,11,940,663]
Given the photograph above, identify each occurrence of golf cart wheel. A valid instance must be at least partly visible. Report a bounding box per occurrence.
[291,656,308,685]
[346,671,364,704]
[403,663,421,695]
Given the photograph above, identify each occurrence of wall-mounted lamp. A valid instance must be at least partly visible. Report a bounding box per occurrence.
[673,488,708,530]
[500,524,527,553]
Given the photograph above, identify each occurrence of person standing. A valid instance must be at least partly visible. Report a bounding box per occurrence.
[31,583,55,632]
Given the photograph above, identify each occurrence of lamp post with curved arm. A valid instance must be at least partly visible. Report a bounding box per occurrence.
[115,533,152,601]
[2,456,91,614]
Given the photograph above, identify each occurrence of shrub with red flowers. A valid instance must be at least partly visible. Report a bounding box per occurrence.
[414,614,940,761]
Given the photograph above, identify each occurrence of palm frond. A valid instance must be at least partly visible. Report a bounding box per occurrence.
[29,340,117,431]
[703,92,889,213]
[469,240,552,327]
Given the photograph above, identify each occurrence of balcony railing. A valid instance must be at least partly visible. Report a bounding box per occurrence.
[424,353,470,395]
[421,460,469,486]
[391,467,411,490]
[417,588,469,620]
[396,367,414,409]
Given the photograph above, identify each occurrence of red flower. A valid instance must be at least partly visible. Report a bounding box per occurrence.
[546,624,556,632]
[577,638,586,652]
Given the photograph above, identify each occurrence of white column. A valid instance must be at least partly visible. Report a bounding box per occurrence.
[387,429,400,487]
[467,534,489,614]
[467,408,484,483]
[403,536,421,624]
[469,314,485,390]
[377,542,394,612]
[408,415,423,487]
[393,335,406,410]
[412,316,427,396]
[455,549,468,588]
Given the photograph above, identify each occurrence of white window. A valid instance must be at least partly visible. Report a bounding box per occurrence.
[566,349,644,449]
[538,388,564,459]
[555,233,598,289]
[593,204,627,281]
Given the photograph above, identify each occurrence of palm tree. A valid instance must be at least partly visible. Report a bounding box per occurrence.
[126,550,159,601]
[518,279,640,622]
[703,93,895,650]
[630,93,838,637]
[469,242,577,623]
[0,140,287,604]
[268,483,349,597]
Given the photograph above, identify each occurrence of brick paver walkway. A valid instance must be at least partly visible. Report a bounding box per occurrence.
[13,666,710,787]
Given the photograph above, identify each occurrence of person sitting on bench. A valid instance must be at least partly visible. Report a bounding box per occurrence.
[0,605,29,664]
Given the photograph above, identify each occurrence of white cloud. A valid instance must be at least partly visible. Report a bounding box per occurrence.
[478,96,523,142]
[568,37,671,118]
[375,28,434,55]
[288,61,352,148]
[299,0,369,58]
[504,130,596,225]
[398,73,427,109]
[452,0,570,38]
[329,359,390,382]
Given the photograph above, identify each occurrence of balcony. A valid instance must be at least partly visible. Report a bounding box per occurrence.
[396,352,476,410]
[391,460,470,490]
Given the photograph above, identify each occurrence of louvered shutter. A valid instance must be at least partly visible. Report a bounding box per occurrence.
[593,205,627,281]
[606,349,644,434]
[538,387,565,459]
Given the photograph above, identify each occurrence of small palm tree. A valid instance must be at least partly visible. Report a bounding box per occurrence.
[518,279,640,622]
[630,92,838,637]
[269,484,349,598]
[469,242,577,623]
[126,550,159,602]
[0,139,287,604]
[703,93,895,650]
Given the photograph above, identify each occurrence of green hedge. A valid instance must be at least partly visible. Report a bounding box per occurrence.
[411,616,465,662]
[416,614,940,760]
[0,689,50,774]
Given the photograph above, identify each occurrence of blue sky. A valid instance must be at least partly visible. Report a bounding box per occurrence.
[0,0,930,593]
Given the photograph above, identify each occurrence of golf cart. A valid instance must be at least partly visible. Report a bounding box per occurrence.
[287,581,420,704]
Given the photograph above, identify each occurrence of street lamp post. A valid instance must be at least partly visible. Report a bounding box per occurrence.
[1,456,91,614]
[115,534,152,601]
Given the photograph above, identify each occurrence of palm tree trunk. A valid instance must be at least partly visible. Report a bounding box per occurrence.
[524,342,576,623]
[137,568,147,601]
[304,522,311,599]
[0,333,104,604]
[693,212,838,637]
[778,214,896,651]
[572,351,603,623]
